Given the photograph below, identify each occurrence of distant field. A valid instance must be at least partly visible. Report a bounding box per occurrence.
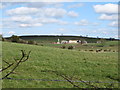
[2,42,118,88]
[38,41,118,52]
[19,35,118,52]
[19,35,117,43]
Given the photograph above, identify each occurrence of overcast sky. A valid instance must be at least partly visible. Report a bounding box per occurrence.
[0,2,118,38]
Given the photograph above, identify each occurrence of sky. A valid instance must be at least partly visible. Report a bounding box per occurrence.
[0,2,118,38]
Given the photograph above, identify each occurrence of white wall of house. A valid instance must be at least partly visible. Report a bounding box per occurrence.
[69,40,78,43]
[60,40,87,44]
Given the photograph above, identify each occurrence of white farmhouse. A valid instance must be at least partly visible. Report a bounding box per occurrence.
[69,40,81,43]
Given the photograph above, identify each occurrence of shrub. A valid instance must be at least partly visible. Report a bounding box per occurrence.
[61,45,66,49]
[35,43,38,45]
[28,40,35,44]
[40,44,44,46]
[10,35,20,43]
[28,40,37,45]
[68,46,74,50]
[109,45,115,47]
[2,37,4,41]
[17,39,28,44]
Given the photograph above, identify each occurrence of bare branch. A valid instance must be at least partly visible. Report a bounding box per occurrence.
[41,70,99,88]
[14,58,18,62]
[0,63,14,72]
[74,77,98,88]
[56,73,80,88]
[41,70,80,88]
[3,60,11,65]
[21,51,31,62]
[2,50,31,79]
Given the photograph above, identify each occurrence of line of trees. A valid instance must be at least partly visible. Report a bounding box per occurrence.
[1,35,38,45]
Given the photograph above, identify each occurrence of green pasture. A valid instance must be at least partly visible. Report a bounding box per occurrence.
[2,42,118,88]
[38,41,118,52]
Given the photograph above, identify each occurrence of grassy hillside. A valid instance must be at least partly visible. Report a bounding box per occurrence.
[2,42,118,88]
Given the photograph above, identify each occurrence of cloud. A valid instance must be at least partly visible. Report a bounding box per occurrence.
[1,0,76,2]
[1,2,64,9]
[5,6,71,27]
[19,24,31,27]
[68,3,83,8]
[40,8,67,18]
[93,3,118,14]
[33,23,43,26]
[99,14,118,20]
[27,2,48,8]
[4,5,81,28]
[53,3,64,8]
[67,11,79,17]
[36,18,58,24]
[93,3,118,28]
[8,31,15,34]
[13,18,59,27]
[74,19,89,26]
[34,17,67,25]
[27,2,63,8]
[0,3,5,9]
[74,19,100,26]
[92,22,100,26]
[6,6,81,18]
[1,2,27,10]
[7,7,39,15]
[6,7,67,18]
[10,16,33,23]
[109,21,118,27]
[58,28,66,31]
[19,23,43,27]
[0,19,19,29]
[59,21,68,25]
[2,16,68,28]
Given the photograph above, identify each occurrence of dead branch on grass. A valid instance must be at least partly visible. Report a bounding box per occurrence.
[1,50,31,79]
[41,70,98,88]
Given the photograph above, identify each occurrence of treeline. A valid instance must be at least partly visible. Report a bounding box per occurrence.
[20,35,118,43]
[1,35,38,45]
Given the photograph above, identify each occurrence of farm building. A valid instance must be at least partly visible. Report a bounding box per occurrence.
[69,40,87,44]
[56,39,87,44]
[69,40,81,43]
[61,40,69,44]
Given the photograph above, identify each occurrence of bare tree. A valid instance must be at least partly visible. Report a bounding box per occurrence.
[1,50,31,79]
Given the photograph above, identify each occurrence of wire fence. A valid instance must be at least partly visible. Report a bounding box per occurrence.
[0,77,119,84]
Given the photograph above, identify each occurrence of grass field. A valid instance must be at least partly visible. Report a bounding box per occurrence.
[2,41,118,88]
[38,41,118,52]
